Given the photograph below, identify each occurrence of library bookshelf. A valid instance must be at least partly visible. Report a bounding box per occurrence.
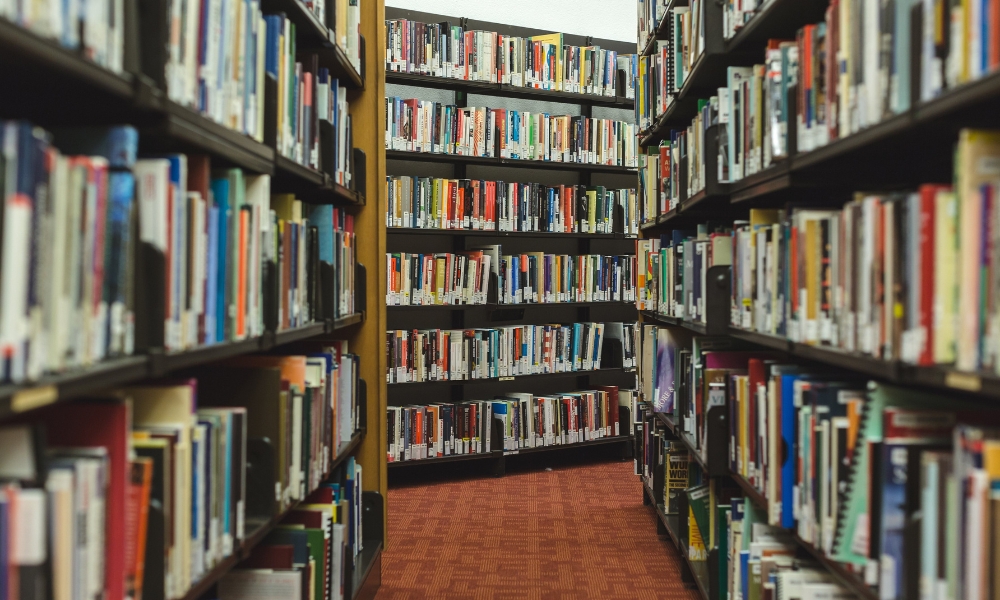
[0,0,387,597]
[383,7,640,475]
[634,1,1000,599]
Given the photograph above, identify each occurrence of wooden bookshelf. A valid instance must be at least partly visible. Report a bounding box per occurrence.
[348,0,388,560]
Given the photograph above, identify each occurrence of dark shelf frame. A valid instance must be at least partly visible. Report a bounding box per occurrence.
[386,150,638,174]
[387,71,635,109]
[723,0,830,55]
[387,450,499,468]
[0,314,365,420]
[0,16,135,99]
[273,153,367,206]
[502,434,631,457]
[388,434,631,468]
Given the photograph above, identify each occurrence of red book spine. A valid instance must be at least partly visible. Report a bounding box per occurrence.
[919,185,940,365]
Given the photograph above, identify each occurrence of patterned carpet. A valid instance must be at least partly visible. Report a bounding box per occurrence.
[376,460,700,599]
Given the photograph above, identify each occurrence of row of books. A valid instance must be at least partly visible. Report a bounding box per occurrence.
[666,335,1000,600]
[2,0,365,150]
[723,497,862,600]
[385,322,638,384]
[492,251,637,305]
[636,0,666,52]
[794,0,1000,155]
[636,226,733,324]
[637,406,869,600]
[386,251,492,307]
[385,98,639,167]
[720,45,797,183]
[634,2,708,128]
[637,344,865,597]
[218,458,363,600]
[163,0,362,141]
[385,176,639,235]
[637,100,721,221]
[386,250,636,307]
[724,130,998,372]
[0,122,356,385]
[268,14,354,181]
[0,346,361,600]
[385,19,633,98]
[386,386,632,462]
[0,0,124,72]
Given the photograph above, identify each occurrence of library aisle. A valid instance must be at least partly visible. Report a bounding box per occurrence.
[377,460,699,600]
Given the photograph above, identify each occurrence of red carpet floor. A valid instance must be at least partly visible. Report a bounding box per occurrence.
[376,460,700,599]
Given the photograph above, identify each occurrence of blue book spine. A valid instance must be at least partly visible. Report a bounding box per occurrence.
[740,550,750,600]
[205,206,219,344]
[211,178,231,342]
[880,442,909,600]
[592,325,602,369]
[105,171,135,353]
[780,374,800,528]
[573,323,582,370]
[264,16,281,77]
[222,416,232,538]
[191,433,200,540]
[309,205,335,265]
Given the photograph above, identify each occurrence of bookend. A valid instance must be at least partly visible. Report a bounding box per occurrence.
[486,271,500,304]
[359,36,367,85]
[355,262,367,318]
[618,405,633,459]
[245,437,278,519]
[135,0,170,90]
[263,249,280,332]
[134,235,167,353]
[702,402,729,477]
[652,434,666,520]
[264,74,279,150]
[676,491,694,584]
[320,261,337,321]
[704,265,731,336]
[352,148,367,196]
[612,202,625,235]
[356,378,368,437]
[600,337,625,369]
[702,124,729,199]
[491,418,506,477]
[319,119,337,178]
[344,491,383,600]
[616,68,628,102]
[707,548,721,600]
